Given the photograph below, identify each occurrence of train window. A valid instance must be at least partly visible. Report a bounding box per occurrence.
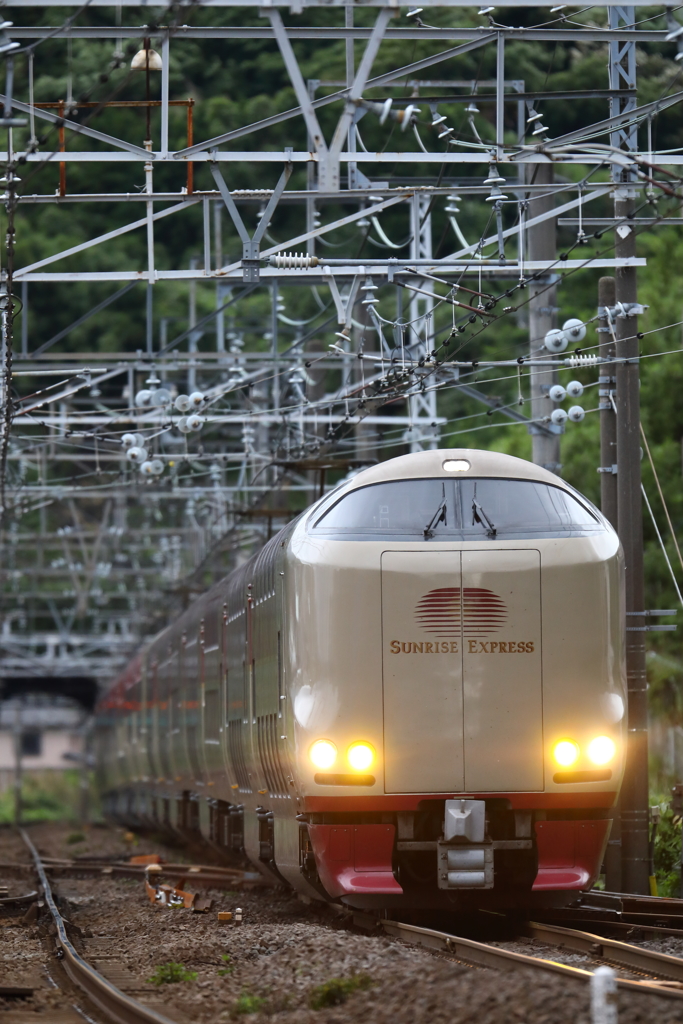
[312,479,459,537]
[459,479,599,537]
[310,478,601,539]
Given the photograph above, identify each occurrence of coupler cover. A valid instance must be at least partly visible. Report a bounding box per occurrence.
[439,800,493,889]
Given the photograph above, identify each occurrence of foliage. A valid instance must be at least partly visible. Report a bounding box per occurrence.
[66,831,86,844]
[147,963,198,986]
[308,974,373,1009]
[218,954,234,977]
[232,991,267,1015]
[0,770,85,824]
[653,804,682,899]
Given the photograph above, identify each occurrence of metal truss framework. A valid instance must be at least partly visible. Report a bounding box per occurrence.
[0,0,676,683]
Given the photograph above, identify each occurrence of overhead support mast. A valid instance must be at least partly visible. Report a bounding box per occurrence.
[609,3,649,897]
[527,163,561,474]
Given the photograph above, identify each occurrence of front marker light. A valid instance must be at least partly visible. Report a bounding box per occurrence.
[347,742,375,771]
[553,739,580,767]
[587,736,616,766]
[310,739,337,770]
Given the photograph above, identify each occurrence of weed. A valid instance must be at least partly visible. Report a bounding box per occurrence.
[66,832,86,845]
[218,954,234,977]
[148,963,198,986]
[309,974,373,1009]
[233,991,266,1015]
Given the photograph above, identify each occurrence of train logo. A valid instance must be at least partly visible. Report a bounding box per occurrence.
[415,587,508,638]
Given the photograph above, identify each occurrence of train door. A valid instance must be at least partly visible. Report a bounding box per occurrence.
[381,550,464,793]
[461,548,543,791]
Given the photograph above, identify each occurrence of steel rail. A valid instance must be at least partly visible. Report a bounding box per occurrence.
[527,920,683,982]
[18,828,181,1024]
[375,919,683,999]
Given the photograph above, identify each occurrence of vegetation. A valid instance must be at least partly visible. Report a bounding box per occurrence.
[147,963,198,986]
[653,804,682,898]
[0,770,85,824]
[232,991,267,1015]
[309,974,373,1009]
[218,954,234,977]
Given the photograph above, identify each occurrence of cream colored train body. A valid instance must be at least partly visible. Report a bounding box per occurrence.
[97,449,625,909]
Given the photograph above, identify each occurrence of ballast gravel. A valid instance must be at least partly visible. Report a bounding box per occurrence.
[2,822,683,1024]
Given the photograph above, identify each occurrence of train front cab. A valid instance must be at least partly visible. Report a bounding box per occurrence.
[285,450,625,909]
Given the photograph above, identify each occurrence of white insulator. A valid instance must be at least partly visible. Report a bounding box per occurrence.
[566,379,584,398]
[126,446,148,463]
[269,253,319,269]
[549,384,566,403]
[187,414,204,431]
[551,408,568,426]
[139,460,156,476]
[566,353,600,367]
[562,317,587,342]
[121,433,137,449]
[174,394,191,412]
[151,388,172,407]
[150,459,164,475]
[177,416,192,434]
[134,389,152,407]
[188,391,205,407]
[568,405,585,423]
[544,328,568,353]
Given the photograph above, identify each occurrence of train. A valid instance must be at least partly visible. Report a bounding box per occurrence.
[96,448,626,910]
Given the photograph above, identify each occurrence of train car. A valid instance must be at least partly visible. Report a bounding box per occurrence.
[96,448,626,910]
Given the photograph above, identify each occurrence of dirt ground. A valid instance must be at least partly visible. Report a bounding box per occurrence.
[2,822,683,1024]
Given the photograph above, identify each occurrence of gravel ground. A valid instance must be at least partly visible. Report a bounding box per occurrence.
[3,822,683,1023]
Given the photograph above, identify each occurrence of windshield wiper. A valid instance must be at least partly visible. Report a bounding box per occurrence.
[424,483,448,539]
[472,484,497,538]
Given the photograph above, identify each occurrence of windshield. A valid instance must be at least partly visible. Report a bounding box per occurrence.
[310,477,601,540]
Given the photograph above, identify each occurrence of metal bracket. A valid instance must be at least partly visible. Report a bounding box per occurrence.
[210,157,292,282]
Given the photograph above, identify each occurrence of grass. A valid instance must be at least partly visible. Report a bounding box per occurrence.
[309,974,373,1009]
[148,963,198,986]
[66,831,86,844]
[232,992,267,1015]
[0,770,93,823]
[218,954,234,977]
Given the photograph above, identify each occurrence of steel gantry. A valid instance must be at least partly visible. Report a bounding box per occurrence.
[0,1,676,754]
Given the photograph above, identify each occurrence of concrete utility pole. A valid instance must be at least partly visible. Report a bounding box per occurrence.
[528,164,561,473]
[598,277,618,530]
[615,193,649,895]
[608,2,649,896]
[599,275,621,894]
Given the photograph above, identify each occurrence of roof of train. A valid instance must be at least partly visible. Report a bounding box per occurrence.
[340,448,568,491]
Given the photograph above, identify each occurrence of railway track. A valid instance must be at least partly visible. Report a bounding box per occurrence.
[14,829,184,1024]
[10,826,683,1020]
[351,912,683,1000]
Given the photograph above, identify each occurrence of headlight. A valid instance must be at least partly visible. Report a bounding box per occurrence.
[553,740,580,767]
[587,736,616,765]
[347,742,375,771]
[309,739,337,769]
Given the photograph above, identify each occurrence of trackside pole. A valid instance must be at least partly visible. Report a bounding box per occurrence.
[599,275,621,894]
[614,192,649,896]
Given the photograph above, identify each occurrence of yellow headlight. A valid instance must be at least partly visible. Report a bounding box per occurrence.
[587,736,616,766]
[309,739,337,770]
[553,740,580,767]
[347,742,375,771]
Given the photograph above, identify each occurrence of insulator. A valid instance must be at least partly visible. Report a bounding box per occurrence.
[269,253,320,269]
[566,354,600,367]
